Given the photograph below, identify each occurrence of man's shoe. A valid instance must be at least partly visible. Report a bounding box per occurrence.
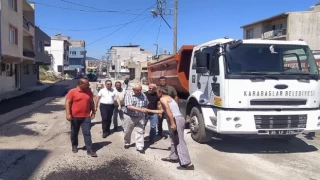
[161,157,178,163]
[102,133,108,138]
[137,148,144,154]
[124,144,130,149]
[177,164,195,170]
[113,127,118,131]
[87,150,98,157]
[72,146,78,153]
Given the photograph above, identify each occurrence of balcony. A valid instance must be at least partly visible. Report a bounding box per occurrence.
[262,28,287,40]
[23,16,35,36]
[23,48,35,58]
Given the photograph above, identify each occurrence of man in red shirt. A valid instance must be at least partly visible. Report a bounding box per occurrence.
[65,78,97,157]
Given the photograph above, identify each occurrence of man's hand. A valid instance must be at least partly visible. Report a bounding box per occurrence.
[170,123,177,132]
[91,112,96,119]
[66,114,72,121]
[118,106,121,111]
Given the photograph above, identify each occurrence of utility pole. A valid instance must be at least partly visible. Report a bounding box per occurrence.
[173,0,178,54]
[151,0,178,54]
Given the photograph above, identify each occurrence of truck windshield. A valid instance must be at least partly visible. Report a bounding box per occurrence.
[225,44,319,77]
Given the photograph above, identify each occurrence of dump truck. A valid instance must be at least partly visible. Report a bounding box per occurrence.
[86,67,98,82]
[148,38,320,143]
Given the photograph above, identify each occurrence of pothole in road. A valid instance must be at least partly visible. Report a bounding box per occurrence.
[44,157,144,180]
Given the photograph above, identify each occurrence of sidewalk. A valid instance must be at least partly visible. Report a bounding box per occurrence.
[0,80,60,102]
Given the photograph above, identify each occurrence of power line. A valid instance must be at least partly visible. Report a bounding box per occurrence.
[86,3,157,47]
[127,18,154,44]
[33,2,147,15]
[60,0,143,12]
[39,17,151,32]
[155,18,163,44]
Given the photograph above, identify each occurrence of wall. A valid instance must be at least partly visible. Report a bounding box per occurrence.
[20,64,37,89]
[45,40,64,74]
[0,65,16,94]
[242,23,263,39]
[287,11,320,50]
[35,27,51,64]
[1,0,24,58]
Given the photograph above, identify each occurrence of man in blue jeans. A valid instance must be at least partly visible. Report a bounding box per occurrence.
[144,83,159,144]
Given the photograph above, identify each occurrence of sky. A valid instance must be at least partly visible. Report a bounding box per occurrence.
[32,0,319,59]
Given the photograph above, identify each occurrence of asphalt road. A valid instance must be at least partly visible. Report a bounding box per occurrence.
[0,79,77,125]
[1,81,320,180]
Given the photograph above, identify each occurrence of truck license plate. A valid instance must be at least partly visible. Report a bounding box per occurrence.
[269,130,300,135]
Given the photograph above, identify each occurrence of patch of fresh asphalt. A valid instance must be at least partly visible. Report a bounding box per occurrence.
[0,80,77,126]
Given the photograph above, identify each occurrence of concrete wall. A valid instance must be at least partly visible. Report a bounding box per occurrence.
[242,23,263,39]
[45,40,65,74]
[287,11,320,50]
[1,0,24,58]
[35,27,51,64]
[0,65,16,94]
[20,64,37,89]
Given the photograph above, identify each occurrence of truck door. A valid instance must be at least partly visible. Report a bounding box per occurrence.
[189,51,198,93]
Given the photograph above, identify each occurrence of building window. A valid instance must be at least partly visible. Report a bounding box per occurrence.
[23,64,29,74]
[9,25,18,44]
[38,41,43,52]
[8,0,17,11]
[70,51,76,55]
[246,28,254,39]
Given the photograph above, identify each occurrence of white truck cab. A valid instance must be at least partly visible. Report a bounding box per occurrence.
[187,38,320,143]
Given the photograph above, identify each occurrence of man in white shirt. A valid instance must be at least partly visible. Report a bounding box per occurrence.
[95,80,121,138]
[113,81,126,131]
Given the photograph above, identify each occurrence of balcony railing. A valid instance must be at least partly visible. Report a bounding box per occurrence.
[23,48,35,58]
[23,16,35,32]
[262,28,287,39]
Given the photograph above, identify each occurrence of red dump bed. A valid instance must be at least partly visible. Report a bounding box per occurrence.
[147,45,195,94]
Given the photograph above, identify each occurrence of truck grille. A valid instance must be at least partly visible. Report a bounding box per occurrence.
[254,114,307,129]
[250,99,307,106]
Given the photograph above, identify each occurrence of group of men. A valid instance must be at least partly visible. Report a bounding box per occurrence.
[65,76,194,170]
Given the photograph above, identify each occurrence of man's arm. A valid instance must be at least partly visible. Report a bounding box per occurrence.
[65,90,73,121]
[171,87,179,104]
[95,90,102,110]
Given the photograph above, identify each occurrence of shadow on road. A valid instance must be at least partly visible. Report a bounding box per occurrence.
[0,149,50,180]
[93,141,112,152]
[206,136,318,154]
[0,103,65,137]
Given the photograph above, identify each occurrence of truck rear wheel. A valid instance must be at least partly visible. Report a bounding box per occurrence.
[190,107,213,143]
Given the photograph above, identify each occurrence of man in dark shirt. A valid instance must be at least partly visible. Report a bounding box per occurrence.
[144,83,159,143]
[158,76,179,136]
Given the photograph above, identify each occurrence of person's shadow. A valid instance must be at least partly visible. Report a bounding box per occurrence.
[79,141,112,152]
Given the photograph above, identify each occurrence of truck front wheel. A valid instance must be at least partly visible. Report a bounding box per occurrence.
[190,107,213,143]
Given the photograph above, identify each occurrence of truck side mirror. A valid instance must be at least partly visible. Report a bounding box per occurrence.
[196,51,209,74]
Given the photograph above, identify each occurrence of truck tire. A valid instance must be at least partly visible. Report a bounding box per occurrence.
[190,107,213,143]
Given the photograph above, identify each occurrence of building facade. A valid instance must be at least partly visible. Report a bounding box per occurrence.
[45,34,70,75]
[68,40,86,74]
[108,45,153,80]
[0,0,36,95]
[241,2,320,50]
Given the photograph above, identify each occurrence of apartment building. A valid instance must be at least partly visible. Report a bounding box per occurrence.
[0,0,37,95]
[108,45,153,80]
[68,40,86,75]
[241,2,320,50]
[45,33,70,75]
